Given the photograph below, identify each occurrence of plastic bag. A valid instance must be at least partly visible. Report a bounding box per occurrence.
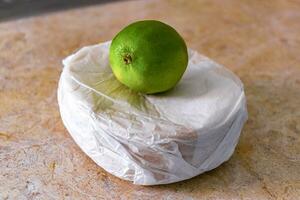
[57,41,247,185]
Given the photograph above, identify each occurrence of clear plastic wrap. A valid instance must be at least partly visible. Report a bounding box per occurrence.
[57,41,247,185]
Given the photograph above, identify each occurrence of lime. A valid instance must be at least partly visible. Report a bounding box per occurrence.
[109,20,188,94]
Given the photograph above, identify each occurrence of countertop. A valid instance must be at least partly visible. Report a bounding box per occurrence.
[0,0,299,199]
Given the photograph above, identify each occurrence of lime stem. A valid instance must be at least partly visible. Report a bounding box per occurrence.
[123,54,132,65]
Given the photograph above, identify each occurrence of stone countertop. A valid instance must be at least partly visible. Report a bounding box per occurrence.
[0,0,299,199]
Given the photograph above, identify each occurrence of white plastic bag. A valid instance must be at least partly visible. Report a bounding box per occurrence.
[57,41,247,185]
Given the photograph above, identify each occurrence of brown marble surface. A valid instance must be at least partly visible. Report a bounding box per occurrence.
[0,0,300,199]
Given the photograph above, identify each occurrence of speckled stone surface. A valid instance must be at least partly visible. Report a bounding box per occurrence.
[0,0,299,199]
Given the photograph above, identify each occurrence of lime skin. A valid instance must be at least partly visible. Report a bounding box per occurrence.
[109,20,188,94]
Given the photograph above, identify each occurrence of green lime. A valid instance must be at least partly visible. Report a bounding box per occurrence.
[109,20,188,94]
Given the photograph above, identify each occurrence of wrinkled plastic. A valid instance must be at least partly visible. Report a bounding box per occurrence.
[57,41,248,185]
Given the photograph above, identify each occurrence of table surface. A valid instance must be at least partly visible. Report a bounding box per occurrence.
[1,0,299,199]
